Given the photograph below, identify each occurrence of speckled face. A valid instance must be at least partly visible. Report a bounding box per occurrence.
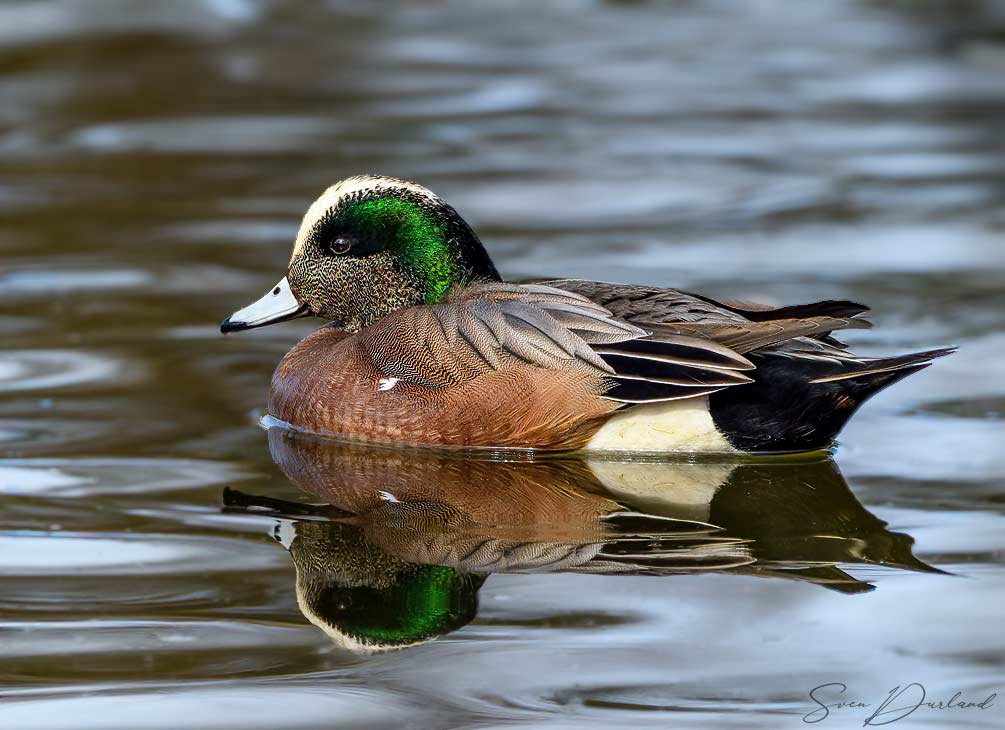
[286,175,500,331]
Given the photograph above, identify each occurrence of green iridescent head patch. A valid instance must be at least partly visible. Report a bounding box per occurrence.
[339,196,458,304]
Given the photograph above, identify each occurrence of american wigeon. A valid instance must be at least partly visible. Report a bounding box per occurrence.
[222,175,953,452]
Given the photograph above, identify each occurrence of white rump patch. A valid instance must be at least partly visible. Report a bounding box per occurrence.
[585,397,739,453]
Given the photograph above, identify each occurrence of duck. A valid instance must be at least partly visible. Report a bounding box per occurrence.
[221,174,954,453]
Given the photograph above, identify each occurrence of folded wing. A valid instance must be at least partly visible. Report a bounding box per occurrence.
[361,282,756,403]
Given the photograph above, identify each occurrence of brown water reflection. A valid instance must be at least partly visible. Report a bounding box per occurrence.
[1,0,1003,728]
[222,431,937,652]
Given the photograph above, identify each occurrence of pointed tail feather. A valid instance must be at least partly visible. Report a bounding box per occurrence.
[740,299,871,322]
[809,347,956,384]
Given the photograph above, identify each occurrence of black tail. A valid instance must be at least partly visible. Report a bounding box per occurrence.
[708,347,955,453]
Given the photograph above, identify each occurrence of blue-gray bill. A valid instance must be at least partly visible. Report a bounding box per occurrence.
[221,276,310,333]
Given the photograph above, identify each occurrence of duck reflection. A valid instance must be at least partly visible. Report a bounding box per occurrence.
[223,429,937,652]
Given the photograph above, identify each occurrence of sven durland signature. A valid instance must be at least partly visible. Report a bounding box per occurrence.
[803,682,997,725]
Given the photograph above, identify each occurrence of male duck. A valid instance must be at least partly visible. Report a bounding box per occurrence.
[222,175,953,453]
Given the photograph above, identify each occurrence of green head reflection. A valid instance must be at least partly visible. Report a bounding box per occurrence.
[281,520,485,652]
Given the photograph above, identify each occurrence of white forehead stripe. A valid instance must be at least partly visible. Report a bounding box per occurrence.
[291,175,441,262]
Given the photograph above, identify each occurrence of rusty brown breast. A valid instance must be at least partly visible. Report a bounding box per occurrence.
[269,327,618,450]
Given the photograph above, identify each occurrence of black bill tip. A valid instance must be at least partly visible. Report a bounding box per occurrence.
[220,302,310,335]
[220,316,245,335]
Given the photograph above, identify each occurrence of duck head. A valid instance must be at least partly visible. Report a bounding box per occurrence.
[221,175,501,334]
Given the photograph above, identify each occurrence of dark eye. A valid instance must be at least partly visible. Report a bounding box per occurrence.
[328,236,353,255]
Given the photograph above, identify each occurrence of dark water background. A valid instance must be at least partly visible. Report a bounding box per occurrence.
[1,1,1003,728]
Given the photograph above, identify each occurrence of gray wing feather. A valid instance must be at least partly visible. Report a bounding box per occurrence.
[364,282,754,403]
[456,304,502,369]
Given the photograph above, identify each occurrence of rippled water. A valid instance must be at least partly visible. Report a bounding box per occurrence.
[1,1,1003,728]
